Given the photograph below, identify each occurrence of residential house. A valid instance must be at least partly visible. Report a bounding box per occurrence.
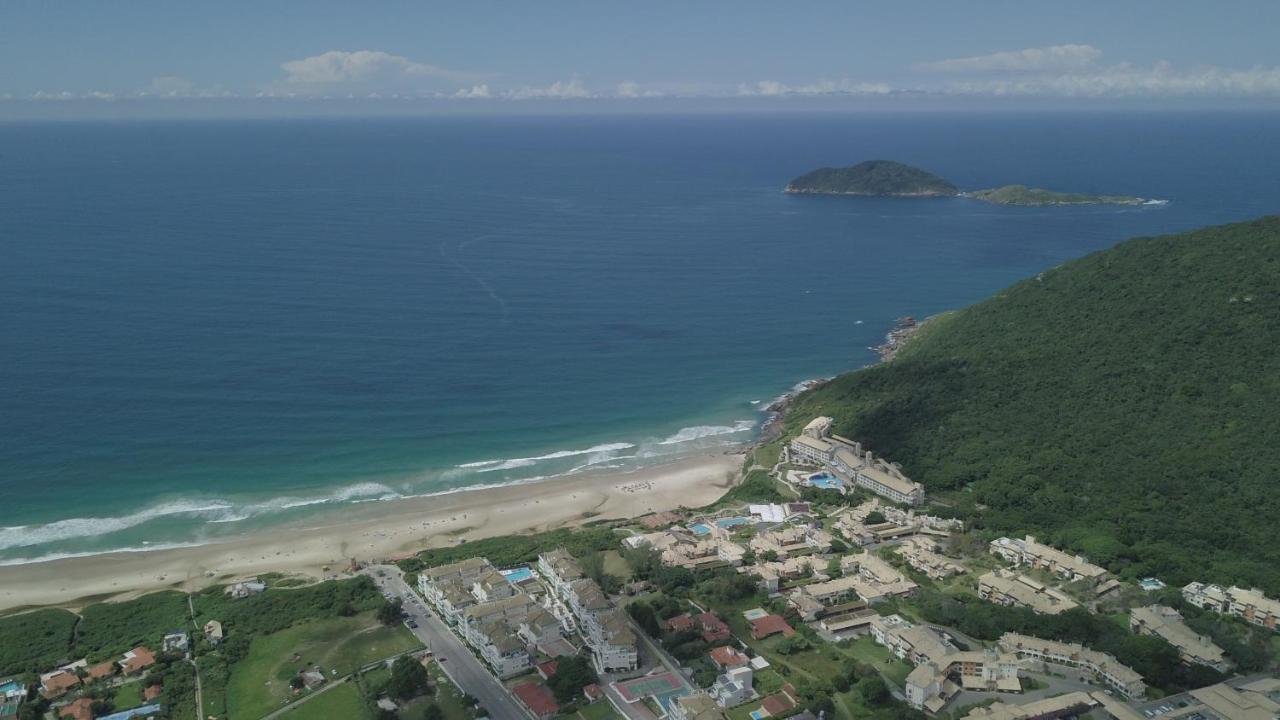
[203,620,224,646]
[118,647,156,675]
[162,630,189,654]
[695,612,731,643]
[39,669,81,700]
[749,525,832,560]
[57,698,94,720]
[708,646,750,670]
[748,615,795,640]
[514,682,560,719]
[711,666,755,708]
[225,578,266,598]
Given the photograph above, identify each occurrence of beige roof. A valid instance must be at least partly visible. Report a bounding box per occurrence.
[961,691,1097,720]
[857,462,922,497]
[791,434,834,453]
[423,556,491,578]
[979,570,1078,614]
[998,633,1143,689]
[1187,681,1280,720]
[1131,605,1227,667]
[464,593,535,621]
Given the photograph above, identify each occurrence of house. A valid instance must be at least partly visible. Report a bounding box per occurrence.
[666,613,695,633]
[998,633,1145,699]
[758,685,801,717]
[535,659,559,680]
[709,645,750,670]
[696,612,731,643]
[86,661,116,682]
[58,698,94,720]
[513,682,560,719]
[118,647,156,675]
[1182,582,1280,632]
[1130,605,1229,672]
[225,578,266,598]
[162,630,189,654]
[39,669,81,699]
[300,669,326,690]
[988,536,1108,586]
[711,666,755,708]
[977,570,1078,615]
[143,685,162,702]
[203,620,224,646]
[582,683,604,703]
[749,615,795,640]
[670,693,728,720]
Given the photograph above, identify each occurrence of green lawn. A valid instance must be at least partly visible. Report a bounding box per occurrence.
[282,681,368,720]
[601,550,633,581]
[425,664,478,720]
[574,701,624,719]
[112,680,145,710]
[225,614,422,720]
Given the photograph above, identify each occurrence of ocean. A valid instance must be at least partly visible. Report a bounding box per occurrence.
[2,111,1278,565]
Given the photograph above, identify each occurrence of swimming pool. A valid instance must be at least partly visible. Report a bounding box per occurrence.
[715,517,750,528]
[750,711,767,720]
[808,472,843,490]
[689,523,712,535]
[501,567,534,583]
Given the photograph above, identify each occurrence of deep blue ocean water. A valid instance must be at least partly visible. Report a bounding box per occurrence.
[2,112,1278,563]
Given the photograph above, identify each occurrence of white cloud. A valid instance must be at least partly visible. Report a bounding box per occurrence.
[942,62,1280,97]
[505,77,593,100]
[454,84,491,99]
[915,44,1103,73]
[615,81,663,99]
[281,50,474,85]
[736,79,892,97]
[146,76,195,96]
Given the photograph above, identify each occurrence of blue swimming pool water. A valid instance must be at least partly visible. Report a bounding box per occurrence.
[715,517,750,528]
[750,711,767,720]
[501,567,534,583]
[689,523,712,535]
[0,680,21,694]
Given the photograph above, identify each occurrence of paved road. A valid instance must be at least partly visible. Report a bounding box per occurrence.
[364,565,527,720]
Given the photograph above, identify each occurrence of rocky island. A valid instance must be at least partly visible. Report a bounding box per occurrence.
[785,160,959,196]
[787,161,1160,206]
[964,184,1150,206]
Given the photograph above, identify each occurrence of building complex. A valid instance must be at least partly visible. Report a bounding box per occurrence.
[789,417,925,506]
[1182,582,1280,632]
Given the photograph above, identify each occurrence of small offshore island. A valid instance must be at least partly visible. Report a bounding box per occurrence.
[786,159,1161,206]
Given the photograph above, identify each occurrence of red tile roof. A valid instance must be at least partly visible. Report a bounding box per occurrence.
[86,661,116,681]
[697,612,731,642]
[665,613,694,632]
[58,698,94,720]
[749,615,796,640]
[583,683,604,701]
[535,659,559,679]
[120,646,156,674]
[761,691,797,717]
[40,670,81,698]
[709,645,750,669]
[144,684,162,701]
[513,683,560,718]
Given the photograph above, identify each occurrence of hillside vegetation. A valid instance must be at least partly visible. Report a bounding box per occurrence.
[785,160,958,196]
[789,216,1280,594]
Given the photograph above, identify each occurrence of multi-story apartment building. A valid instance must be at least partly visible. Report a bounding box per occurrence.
[977,570,1079,615]
[1129,605,1229,672]
[998,633,1146,699]
[870,615,1020,713]
[538,550,639,674]
[1182,582,1280,632]
[896,537,966,580]
[988,536,1108,586]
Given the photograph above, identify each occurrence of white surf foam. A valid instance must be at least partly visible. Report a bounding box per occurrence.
[0,501,235,551]
[457,442,636,472]
[0,541,209,567]
[657,420,755,445]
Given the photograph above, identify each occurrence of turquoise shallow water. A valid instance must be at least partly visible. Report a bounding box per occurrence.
[2,112,1278,563]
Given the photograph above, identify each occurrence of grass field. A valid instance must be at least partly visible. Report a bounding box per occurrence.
[574,700,624,719]
[425,664,478,720]
[225,613,421,720]
[112,680,145,710]
[281,681,367,720]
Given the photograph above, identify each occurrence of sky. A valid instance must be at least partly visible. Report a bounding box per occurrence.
[3,0,1280,118]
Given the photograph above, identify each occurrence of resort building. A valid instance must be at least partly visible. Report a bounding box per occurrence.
[663,537,748,570]
[998,633,1145,699]
[789,417,925,506]
[537,549,585,598]
[1134,676,1280,720]
[1182,582,1280,632]
[746,556,822,594]
[988,536,1108,586]
[977,570,1079,615]
[895,537,966,580]
[419,557,497,623]
[1130,605,1230,672]
[749,524,832,559]
[460,594,539,678]
[870,615,1020,713]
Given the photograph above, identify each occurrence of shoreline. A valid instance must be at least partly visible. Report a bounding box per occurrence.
[0,451,743,613]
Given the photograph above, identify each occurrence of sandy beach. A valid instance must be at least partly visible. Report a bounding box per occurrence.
[0,451,742,613]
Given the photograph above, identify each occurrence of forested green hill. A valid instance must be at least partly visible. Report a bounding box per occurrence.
[785,160,958,196]
[789,216,1280,594]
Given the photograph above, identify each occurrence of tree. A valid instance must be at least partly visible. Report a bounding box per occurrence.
[628,602,660,638]
[761,550,779,562]
[857,676,890,706]
[377,598,404,626]
[826,558,843,578]
[865,511,887,525]
[548,655,597,704]
[423,704,444,720]
[386,656,432,700]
